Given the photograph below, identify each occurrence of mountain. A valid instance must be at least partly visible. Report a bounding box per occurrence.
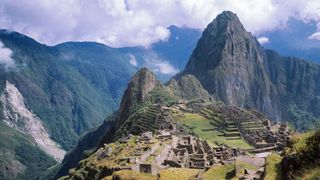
[59,68,295,179]
[57,117,116,178]
[57,68,161,177]
[181,11,320,130]
[115,68,159,129]
[0,26,201,179]
[0,121,56,179]
[0,30,136,179]
[166,74,214,102]
[58,11,320,180]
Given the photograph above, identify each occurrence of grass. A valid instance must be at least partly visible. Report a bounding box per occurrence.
[176,113,252,149]
[264,153,282,180]
[285,132,314,155]
[235,159,259,176]
[202,164,236,180]
[104,170,157,180]
[282,131,320,179]
[159,168,201,180]
[303,167,320,180]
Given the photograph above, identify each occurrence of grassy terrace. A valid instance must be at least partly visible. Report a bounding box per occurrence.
[202,164,236,180]
[159,168,201,180]
[104,170,157,180]
[176,113,252,149]
[104,168,201,180]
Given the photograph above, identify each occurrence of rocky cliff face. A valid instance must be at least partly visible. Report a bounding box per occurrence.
[115,68,158,128]
[183,11,281,120]
[182,11,320,130]
[1,81,65,162]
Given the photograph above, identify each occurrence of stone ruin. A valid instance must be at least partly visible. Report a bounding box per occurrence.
[93,103,293,177]
[240,121,291,152]
[97,129,241,176]
[162,135,238,169]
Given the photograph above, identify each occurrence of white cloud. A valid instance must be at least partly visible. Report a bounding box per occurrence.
[128,54,138,66]
[309,32,320,40]
[0,41,15,70]
[143,52,178,75]
[0,0,320,47]
[257,37,270,44]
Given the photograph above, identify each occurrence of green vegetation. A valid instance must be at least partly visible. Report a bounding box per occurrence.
[159,168,201,180]
[265,153,282,180]
[1,32,136,150]
[176,113,252,149]
[282,130,320,179]
[146,84,178,105]
[202,164,236,180]
[235,159,258,176]
[0,122,56,179]
[104,170,157,180]
[287,104,320,131]
[303,167,320,180]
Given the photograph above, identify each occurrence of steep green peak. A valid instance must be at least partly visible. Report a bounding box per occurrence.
[115,68,158,128]
[130,67,157,103]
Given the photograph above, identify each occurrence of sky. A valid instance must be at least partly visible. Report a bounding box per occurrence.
[1,0,320,48]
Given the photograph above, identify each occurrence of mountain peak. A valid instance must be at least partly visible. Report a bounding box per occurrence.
[115,68,158,128]
[183,11,255,76]
[182,11,281,120]
[217,11,239,21]
[205,11,247,39]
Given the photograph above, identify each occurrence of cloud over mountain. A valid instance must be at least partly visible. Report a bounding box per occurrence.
[257,37,270,44]
[0,41,15,70]
[143,52,179,75]
[1,0,320,47]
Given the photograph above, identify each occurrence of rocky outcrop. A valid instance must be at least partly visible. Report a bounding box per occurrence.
[167,74,213,102]
[115,68,158,128]
[182,11,320,129]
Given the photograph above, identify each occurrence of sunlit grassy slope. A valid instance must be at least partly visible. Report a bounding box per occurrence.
[176,113,252,149]
[202,164,236,180]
